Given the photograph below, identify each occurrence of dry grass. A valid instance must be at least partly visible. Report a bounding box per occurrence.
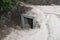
[0,24,22,40]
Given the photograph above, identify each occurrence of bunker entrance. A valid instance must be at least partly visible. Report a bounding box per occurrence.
[21,14,36,29]
[24,17,33,29]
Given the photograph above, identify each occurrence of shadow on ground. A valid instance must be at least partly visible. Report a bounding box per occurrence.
[0,24,22,40]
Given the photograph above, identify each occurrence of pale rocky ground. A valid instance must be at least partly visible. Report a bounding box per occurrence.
[1,15,60,40]
[2,27,48,40]
[1,5,60,40]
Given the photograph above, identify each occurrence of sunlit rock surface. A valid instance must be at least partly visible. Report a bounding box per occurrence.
[3,5,60,40]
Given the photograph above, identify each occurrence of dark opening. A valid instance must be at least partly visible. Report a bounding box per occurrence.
[24,17,33,29]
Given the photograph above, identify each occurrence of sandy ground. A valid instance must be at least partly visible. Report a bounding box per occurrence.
[2,27,48,40]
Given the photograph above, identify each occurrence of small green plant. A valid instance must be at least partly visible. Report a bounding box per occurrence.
[0,16,8,28]
[0,20,4,28]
